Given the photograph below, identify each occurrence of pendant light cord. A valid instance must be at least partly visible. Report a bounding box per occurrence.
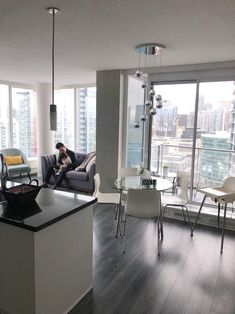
[52,9,55,105]
[48,7,60,104]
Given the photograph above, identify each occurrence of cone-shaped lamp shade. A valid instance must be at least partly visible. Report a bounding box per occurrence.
[50,104,57,131]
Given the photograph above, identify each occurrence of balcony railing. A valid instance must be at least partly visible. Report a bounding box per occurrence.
[151,143,235,206]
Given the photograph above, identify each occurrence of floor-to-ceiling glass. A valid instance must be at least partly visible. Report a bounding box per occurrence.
[151,83,197,179]
[12,88,37,158]
[54,89,75,150]
[150,80,235,214]
[75,87,96,153]
[194,81,235,205]
[126,76,145,167]
[0,85,10,149]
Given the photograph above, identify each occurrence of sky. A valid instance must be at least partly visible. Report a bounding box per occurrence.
[154,81,234,114]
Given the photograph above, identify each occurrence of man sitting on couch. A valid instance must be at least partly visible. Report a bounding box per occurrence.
[41,142,76,189]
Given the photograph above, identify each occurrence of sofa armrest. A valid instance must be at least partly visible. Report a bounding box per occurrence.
[87,163,96,181]
[41,154,56,180]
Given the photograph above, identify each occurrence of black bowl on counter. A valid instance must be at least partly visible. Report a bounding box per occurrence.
[1,182,41,207]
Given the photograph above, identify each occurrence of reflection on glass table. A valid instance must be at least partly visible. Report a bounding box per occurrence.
[114,176,172,192]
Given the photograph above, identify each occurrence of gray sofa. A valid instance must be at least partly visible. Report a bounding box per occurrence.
[41,152,96,194]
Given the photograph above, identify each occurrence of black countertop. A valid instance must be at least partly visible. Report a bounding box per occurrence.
[0,188,96,232]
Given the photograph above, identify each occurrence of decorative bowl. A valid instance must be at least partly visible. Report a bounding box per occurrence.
[2,184,41,207]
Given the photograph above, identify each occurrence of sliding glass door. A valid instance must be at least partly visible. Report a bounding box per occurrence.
[150,82,197,179]
[150,80,235,205]
[195,81,235,204]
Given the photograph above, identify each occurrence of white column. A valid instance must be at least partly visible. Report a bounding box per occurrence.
[36,83,53,177]
[96,70,123,192]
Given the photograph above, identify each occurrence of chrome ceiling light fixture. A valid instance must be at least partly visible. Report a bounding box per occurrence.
[47,7,61,131]
[134,43,165,128]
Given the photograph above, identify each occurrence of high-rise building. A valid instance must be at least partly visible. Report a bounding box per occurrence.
[199,133,230,183]
[76,87,96,153]
[13,91,36,157]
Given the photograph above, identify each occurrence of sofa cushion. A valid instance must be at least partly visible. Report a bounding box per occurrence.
[75,152,96,172]
[75,153,87,166]
[86,156,96,172]
[7,164,31,176]
[66,170,88,182]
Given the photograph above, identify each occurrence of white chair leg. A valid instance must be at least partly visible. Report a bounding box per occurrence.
[122,219,127,253]
[114,203,118,220]
[157,218,160,256]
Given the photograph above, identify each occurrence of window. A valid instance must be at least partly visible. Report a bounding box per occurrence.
[195,81,235,204]
[75,87,96,153]
[54,89,75,150]
[126,76,145,167]
[151,83,197,176]
[0,84,10,149]
[53,87,96,154]
[150,80,235,208]
[12,87,37,158]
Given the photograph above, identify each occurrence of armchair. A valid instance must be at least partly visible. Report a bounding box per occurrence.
[0,148,31,180]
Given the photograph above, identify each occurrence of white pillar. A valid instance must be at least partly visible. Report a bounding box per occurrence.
[36,83,53,177]
[96,70,123,192]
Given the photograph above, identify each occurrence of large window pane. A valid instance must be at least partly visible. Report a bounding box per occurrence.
[12,88,37,158]
[195,81,235,203]
[0,85,10,148]
[75,87,96,153]
[126,76,145,167]
[54,89,75,150]
[151,83,197,176]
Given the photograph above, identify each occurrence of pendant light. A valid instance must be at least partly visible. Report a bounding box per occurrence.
[134,43,165,128]
[47,7,60,131]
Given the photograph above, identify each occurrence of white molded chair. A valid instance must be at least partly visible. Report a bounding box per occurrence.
[93,173,120,205]
[162,171,191,229]
[123,189,163,255]
[118,167,138,204]
[202,176,235,226]
[191,176,235,253]
[94,173,121,237]
[118,167,138,177]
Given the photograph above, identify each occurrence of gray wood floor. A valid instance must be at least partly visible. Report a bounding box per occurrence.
[69,203,235,314]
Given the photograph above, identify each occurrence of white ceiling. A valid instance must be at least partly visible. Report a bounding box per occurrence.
[1,0,235,85]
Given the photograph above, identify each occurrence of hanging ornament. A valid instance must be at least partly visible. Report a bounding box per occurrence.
[156,94,162,102]
[156,101,163,109]
[150,107,157,115]
[140,115,147,122]
[149,89,155,97]
[135,70,143,78]
[145,100,152,107]
[134,121,141,128]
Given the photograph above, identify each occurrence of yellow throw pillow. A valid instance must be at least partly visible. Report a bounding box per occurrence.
[4,155,23,165]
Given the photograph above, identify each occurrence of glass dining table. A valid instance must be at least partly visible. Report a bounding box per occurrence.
[113,176,173,237]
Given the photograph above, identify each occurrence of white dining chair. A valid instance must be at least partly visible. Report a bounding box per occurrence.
[118,167,138,204]
[161,171,192,230]
[93,173,120,209]
[122,189,163,255]
[118,167,138,177]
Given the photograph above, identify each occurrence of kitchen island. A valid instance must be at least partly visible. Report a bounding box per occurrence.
[0,187,96,314]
